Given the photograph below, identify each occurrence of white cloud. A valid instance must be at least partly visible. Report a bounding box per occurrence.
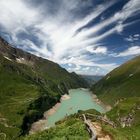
[113,0,140,22]
[125,34,140,42]
[134,34,140,37]
[0,0,140,75]
[125,36,134,42]
[68,63,72,67]
[83,67,90,71]
[59,55,118,72]
[0,0,38,32]
[116,23,123,33]
[117,46,140,57]
[86,46,107,54]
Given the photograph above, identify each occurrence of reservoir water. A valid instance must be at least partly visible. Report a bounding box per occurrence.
[46,88,105,127]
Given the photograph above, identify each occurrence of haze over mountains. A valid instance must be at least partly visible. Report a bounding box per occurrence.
[80,75,103,86]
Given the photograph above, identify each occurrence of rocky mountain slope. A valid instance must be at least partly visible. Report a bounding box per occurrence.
[0,36,88,139]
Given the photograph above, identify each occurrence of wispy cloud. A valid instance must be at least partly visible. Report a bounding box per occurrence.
[86,45,107,54]
[125,34,140,42]
[116,46,140,57]
[0,0,140,75]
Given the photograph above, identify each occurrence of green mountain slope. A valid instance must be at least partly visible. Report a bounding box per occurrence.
[24,110,100,140]
[24,56,140,140]
[0,37,88,140]
[91,55,140,105]
[104,97,140,140]
[25,117,89,140]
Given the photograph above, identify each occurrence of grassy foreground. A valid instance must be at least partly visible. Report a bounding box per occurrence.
[25,118,89,140]
[102,97,140,140]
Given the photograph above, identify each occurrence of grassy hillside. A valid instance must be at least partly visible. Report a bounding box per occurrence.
[91,55,140,105]
[88,55,140,139]
[24,109,100,140]
[25,117,89,140]
[0,37,88,140]
[24,101,140,140]
[101,97,140,140]
[23,56,140,140]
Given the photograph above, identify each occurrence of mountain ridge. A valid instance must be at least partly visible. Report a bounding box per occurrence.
[91,55,140,105]
[0,36,88,139]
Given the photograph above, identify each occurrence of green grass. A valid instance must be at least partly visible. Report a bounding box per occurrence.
[24,103,140,140]
[0,58,41,139]
[0,38,88,140]
[91,55,140,105]
[23,109,99,140]
[0,58,86,139]
[24,118,89,140]
[101,97,140,140]
[90,55,140,139]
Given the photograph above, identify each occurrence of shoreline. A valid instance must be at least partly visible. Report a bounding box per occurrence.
[92,93,112,112]
[29,88,111,134]
[29,94,71,134]
[84,88,111,112]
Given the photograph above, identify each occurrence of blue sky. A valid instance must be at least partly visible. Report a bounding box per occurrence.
[0,0,140,75]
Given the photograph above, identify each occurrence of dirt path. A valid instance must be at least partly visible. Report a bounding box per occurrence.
[82,114,112,140]
[82,114,97,140]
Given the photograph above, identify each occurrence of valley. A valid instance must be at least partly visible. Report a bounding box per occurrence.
[25,55,140,140]
[29,88,106,134]
[0,37,88,139]
[0,36,140,140]
[1,0,140,139]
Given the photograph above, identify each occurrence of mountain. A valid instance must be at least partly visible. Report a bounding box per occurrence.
[0,36,88,139]
[80,75,103,86]
[91,55,140,105]
[1,36,140,140]
[88,55,140,139]
[24,55,140,140]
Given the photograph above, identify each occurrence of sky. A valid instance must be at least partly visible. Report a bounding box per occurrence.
[0,0,140,75]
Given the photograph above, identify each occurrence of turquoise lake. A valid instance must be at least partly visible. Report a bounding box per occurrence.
[47,88,105,127]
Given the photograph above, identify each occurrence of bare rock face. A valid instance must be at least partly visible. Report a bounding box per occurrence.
[119,113,134,128]
[0,36,36,65]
